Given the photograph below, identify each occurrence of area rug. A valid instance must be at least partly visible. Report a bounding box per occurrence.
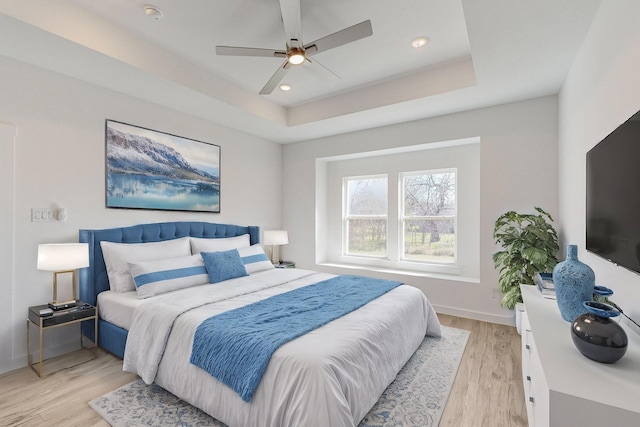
[89,325,469,427]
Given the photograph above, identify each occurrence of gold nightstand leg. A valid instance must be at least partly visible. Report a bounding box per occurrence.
[80,316,99,356]
[26,320,30,371]
[27,319,44,378]
[95,315,98,355]
[38,321,43,378]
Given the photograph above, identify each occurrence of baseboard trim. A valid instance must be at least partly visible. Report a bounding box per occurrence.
[433,304,516,326]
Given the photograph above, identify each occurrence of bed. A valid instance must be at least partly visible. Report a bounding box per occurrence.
[79,221,441,427]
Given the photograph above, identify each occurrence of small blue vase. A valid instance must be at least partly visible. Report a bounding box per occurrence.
[553,245,595,322]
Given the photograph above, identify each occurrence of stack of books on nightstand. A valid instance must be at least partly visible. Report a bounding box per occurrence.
[534,272,555,298]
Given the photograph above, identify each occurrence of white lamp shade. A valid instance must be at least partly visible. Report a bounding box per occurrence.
[263,230,289,246]
[37,243,89,271]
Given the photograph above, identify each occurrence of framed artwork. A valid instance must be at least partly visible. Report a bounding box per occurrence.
[105,120,220,213]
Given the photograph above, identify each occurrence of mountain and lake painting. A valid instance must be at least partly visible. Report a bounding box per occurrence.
[106,120,220,212]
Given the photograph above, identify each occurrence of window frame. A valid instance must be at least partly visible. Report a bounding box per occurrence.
[399,168,458,266]
[319,138,480,278]
[339,169,459,273]
[342,174,389,259]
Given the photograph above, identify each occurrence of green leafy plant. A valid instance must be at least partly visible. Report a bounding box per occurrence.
[493,207,559,309]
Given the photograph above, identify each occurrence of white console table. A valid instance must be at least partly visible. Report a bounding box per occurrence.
[521,285,640,427]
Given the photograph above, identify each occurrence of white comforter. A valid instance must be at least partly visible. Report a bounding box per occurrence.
[123,268,441,427]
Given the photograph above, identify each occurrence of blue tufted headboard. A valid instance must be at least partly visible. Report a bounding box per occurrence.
[79,221,260,306]
[77,221,259,357]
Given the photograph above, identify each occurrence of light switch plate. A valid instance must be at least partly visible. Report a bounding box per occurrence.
[31,208,56,222]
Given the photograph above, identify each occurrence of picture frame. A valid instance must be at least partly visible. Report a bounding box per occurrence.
[105,120,220,213]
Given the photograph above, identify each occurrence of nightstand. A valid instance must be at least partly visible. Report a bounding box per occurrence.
[274,261,295,268]
[27,302,98,378]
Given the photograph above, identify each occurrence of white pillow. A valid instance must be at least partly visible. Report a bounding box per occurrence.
[238,244,274,274]
[100,237,191,293]
[129,254,208,299]
[190,234,251,254]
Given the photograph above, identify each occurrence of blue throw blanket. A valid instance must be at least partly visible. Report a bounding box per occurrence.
[190,275,402,402]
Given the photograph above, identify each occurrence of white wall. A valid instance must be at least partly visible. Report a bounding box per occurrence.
[283,95,559,325]
[0,123,16,373]
[559,0,640,332]
[0,56,283,375]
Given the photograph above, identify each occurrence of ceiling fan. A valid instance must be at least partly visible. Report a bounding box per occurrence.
[215,0,373,95]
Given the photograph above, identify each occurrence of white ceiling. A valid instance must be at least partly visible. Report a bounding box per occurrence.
[0,0,601,143]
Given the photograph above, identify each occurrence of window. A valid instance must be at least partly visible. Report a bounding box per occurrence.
[401,170,456,264]
[320,138,478,278]
[342,170,457,266]
[343,175,388,257]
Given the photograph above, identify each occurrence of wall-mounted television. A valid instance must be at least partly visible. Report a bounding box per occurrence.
[586,110,640,274]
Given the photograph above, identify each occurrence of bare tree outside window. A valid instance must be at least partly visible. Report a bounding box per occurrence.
[344,176,387,257]
[402,171,456,263]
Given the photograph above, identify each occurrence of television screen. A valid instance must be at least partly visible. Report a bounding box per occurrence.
[586,110,640,273]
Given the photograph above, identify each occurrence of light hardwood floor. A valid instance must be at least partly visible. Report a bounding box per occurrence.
[0,314,527,427]
[438,314,527,427]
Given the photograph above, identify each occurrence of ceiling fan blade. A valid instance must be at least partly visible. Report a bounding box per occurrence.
[304,20,373,55]
[304,57,341,85]
[278,0,302,43]
[259,60,291,95]
[216,46,287,58]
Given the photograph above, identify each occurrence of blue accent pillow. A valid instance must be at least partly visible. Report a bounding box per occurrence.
[201,249,249,284]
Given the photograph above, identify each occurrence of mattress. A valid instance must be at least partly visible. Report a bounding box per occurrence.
[96,289,142,330]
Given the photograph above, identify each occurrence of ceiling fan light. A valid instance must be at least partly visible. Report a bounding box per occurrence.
[411,36,429,48]
[287,50,306,65]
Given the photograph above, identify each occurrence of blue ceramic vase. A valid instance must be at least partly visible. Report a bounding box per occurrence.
[553,245,595,322]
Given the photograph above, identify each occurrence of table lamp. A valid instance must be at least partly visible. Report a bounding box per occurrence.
[37,243,89,310]
[263,230,289,265]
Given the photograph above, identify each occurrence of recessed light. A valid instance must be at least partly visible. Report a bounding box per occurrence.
[144,4,163,20]
[279,84,292,92]
[411,36,430,48]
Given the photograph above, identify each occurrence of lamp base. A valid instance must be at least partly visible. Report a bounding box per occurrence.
[49,299,77,311]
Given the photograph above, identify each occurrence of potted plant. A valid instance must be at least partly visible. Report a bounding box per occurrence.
[493,207,559,310]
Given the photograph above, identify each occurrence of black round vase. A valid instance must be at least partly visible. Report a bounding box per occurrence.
[571,301,628,364]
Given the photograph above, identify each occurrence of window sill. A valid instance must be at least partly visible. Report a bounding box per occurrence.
[317,262,480,283]
[338,255,462,275]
